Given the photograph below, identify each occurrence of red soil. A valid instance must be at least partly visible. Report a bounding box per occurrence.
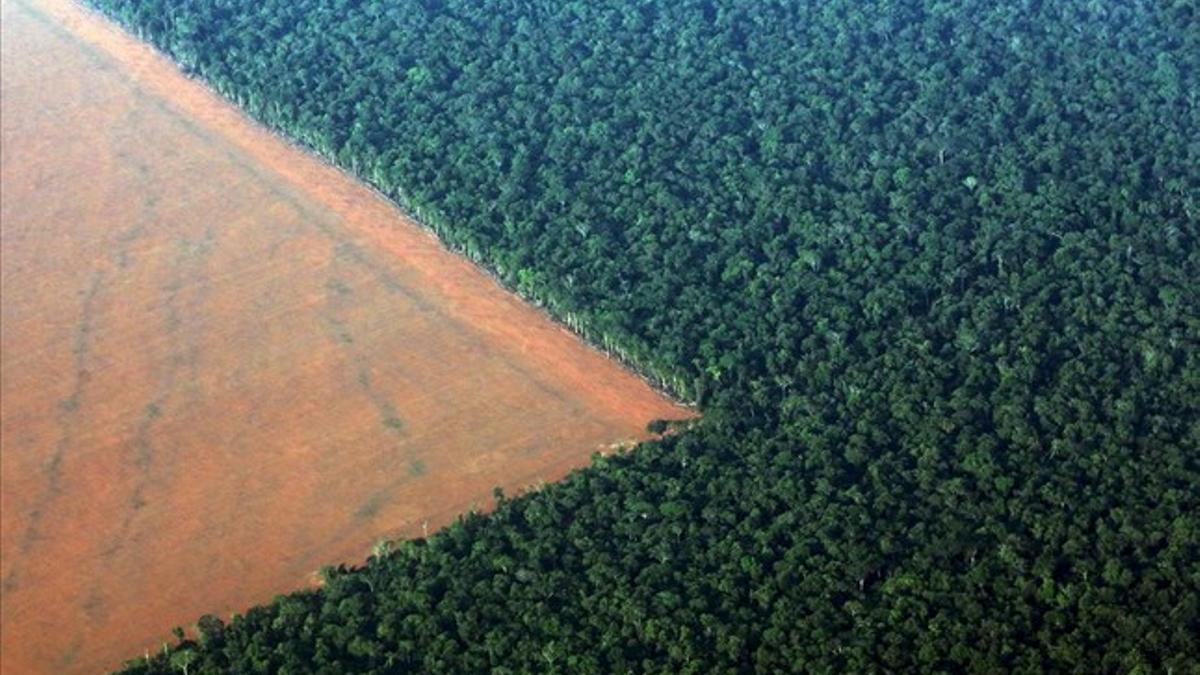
[0,0,692,671]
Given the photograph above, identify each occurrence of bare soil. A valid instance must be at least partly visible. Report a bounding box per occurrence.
[0,0,692,671]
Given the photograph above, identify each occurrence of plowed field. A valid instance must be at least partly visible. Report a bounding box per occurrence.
[0,0,691,672]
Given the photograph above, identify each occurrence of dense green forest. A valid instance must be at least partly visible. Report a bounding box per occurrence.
[88,0,1199,671]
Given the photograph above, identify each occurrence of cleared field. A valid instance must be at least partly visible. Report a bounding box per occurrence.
[0,0,692,672]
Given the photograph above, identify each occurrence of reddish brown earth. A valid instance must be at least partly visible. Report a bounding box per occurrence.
[0,0,692,671]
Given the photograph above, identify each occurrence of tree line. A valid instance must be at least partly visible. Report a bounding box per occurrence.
[86,0,1199,671]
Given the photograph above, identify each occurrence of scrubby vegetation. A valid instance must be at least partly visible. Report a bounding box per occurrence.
[89,0,1199,671]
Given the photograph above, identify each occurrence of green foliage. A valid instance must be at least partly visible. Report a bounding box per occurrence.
[93,0,1199,671]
